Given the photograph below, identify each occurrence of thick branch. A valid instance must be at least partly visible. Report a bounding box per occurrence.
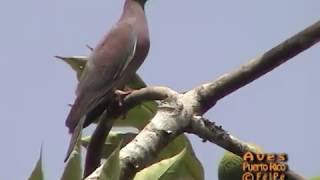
[197,21,320,113]
[117,91,197,179]
[119,95,189,179]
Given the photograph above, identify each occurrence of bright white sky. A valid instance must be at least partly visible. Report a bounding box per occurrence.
[0,0,319,179]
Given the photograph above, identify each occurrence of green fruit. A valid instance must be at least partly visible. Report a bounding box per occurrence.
[310,176,320,180]
[218,151,243,180]
[218,144,263,180]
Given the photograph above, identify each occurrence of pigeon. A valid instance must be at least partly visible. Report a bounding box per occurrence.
[64,0,150,162]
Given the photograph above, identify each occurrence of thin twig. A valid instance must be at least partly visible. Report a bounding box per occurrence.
[188,116,305,180]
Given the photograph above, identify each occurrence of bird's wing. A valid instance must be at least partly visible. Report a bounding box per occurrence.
[78,21,138,96]
[64,21,138,162]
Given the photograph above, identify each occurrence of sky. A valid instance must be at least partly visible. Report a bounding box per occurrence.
[0,0,319,179]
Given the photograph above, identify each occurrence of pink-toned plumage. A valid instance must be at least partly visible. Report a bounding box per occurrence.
[64,0,150,162]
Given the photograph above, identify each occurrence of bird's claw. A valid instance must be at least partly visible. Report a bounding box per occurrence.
[114,89,132,106]
[114,89,133,119]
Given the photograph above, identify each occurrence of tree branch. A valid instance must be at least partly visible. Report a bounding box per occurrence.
[122,86,178,110]
[187,116,250,156]
[85,20,320,180]
[187,116,305,179]
[196,20,320,113]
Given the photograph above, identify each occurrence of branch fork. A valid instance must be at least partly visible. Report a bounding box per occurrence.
[86,20,320,180]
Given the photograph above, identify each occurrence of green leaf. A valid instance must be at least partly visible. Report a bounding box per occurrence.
[81,131,137,159]
[61,140,82,180]
[114,101,157,129]
[55,55,87,80]
[134,148,192,180]
[157,136,204,180]
[99,141,122,180]
[28,147,44,180]
[125,72,148,89]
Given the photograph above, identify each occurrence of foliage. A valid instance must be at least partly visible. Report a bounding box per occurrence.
[61,139,82,180]
[28,147,44,180]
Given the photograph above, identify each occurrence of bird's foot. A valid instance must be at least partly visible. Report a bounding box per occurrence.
[114,89,133,119]
[114,89,133,106]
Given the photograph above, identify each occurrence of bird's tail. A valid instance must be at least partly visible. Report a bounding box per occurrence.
[64,94,91,162]
[64,93,107,162]
[64,115,86,162]
[65,94,89,133]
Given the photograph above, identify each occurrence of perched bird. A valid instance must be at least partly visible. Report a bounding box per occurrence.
[64,0,150,162]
